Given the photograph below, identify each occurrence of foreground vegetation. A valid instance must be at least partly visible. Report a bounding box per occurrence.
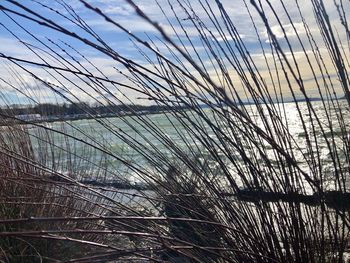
[0,0,350,262]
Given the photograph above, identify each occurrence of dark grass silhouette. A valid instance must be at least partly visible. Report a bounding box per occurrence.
[0,0,349,262]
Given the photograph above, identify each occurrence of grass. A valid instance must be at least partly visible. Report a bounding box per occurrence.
[0,125,112,262]
[0,0,349,262]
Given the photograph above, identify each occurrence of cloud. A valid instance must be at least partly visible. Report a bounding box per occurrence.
[85,18,157,33]
[104,5,134,16]
[0,37,34,58]
[272,22,305,38]
[213,34,245,42]
[262,22,306,43]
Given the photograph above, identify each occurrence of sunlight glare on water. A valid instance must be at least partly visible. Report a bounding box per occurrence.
[28,100,350,193]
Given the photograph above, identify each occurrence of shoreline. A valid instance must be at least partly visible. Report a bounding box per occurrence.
[0,110,172,127]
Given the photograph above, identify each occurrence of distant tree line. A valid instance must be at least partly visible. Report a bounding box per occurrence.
[0,103,187,117]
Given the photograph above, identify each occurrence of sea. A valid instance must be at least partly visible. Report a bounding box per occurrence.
[27,100,349,193]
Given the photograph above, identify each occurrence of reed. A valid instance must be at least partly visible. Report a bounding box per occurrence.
[0,123,114,262]
[0,0,349,262]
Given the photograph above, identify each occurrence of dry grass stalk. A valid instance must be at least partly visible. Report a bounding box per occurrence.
[0,0,349,262]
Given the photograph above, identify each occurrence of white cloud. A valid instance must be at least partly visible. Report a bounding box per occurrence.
[272,22,305,39]
[104,5,134,16]
[213,34,245,42]
[85,18,157,33]
[0,37,34,58]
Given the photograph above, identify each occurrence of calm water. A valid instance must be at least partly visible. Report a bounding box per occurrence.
[28,100,350,191]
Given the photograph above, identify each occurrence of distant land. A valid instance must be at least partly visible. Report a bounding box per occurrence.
[0,103,188,125]
[1,95,346,125]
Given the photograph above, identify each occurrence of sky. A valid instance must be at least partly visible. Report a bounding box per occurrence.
[0,0,348,106]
